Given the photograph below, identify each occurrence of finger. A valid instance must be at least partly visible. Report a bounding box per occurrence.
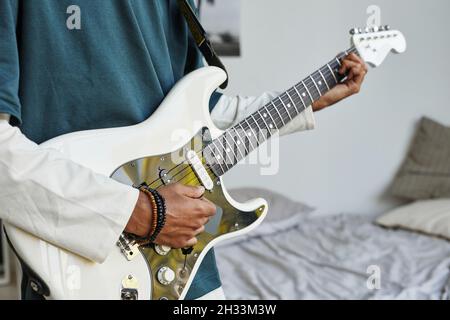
[346,68,355,81]
[339,60,358,75]
[185,237,198,247]
[194,225,205,235]
[181,185,205,198]
[346,53,362,64]
[350,65,366,85]
[346,54,369,73]
[199,197,217,216]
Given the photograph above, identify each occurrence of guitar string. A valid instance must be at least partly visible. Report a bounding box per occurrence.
[148,62,343,189]
[147,58,345,189]
[144,48,358,189]
[148,62,340,186]
[149,58,345,187]
[157,48,361,187]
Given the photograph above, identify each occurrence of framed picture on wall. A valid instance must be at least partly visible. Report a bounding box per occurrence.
[0,220,11,286]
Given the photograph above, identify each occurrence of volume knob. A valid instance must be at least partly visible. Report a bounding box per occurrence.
[154,244,171,256]
[157,267,176,286]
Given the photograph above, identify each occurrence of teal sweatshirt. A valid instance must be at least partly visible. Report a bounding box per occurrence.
[0,0,221,299]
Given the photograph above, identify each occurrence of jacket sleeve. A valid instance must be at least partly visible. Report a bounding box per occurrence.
[0,118,140,263]
[210,92,315,136]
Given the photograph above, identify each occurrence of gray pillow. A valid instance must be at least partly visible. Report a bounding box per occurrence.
[390,117,450,200]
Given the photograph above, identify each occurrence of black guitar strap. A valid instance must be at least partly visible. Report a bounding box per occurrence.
[177,0,229,89]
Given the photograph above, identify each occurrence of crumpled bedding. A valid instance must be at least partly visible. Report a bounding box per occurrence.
[215,188,450,300]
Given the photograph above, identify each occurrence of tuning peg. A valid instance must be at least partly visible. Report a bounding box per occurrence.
[364,27,371,33]
[383,25,391,31]
[350,28,359,35]
[371,26,379,32]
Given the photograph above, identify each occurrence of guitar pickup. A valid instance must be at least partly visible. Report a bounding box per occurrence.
[186,150,214,191]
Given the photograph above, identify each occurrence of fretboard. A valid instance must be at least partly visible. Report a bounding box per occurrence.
[204,47,357,177]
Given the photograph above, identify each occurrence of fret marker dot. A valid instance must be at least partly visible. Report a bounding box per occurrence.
[302,93,306,97]
[237,141,241,145]
[318,81,322,85]
[287,103,291,108]
[269,124,274,129]
[216,155,221,160]
[226,148,230,152]
[248,132,252,136]
[263,113,267,117]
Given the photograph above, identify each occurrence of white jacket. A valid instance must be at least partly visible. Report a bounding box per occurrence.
[0,94,314,263]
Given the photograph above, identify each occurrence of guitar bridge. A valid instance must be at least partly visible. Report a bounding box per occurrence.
[117,234,140,261]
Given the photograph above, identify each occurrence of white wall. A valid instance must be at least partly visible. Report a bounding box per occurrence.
[220,0,450,215]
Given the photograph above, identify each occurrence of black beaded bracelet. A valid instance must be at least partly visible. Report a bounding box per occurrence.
[131,183,167,245]
[145,187,167,243]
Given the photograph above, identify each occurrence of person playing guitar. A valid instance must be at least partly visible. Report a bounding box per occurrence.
[0,0,367,300]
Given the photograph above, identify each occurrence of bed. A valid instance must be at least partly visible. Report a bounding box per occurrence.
[214,188,450,300]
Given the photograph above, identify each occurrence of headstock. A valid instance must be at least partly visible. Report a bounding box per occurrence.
[350,25,407,67]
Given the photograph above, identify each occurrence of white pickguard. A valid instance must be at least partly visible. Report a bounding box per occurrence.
[3,67,268,299]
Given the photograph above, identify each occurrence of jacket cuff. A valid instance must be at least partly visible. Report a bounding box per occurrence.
[278,105,315,136]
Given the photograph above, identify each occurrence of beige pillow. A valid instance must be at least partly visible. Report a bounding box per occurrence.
[376,199,450,240]
[390,117,450,200]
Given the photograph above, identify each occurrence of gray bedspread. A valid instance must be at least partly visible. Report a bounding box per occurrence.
[215,189,450,300]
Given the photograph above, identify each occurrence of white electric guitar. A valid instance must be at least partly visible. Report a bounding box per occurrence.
[4,26,406,300]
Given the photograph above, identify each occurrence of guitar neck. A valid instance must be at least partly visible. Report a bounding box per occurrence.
[205,47,358,177]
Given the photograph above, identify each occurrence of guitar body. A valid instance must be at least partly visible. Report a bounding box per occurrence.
[3,26,406,299]
[4,66,268,300]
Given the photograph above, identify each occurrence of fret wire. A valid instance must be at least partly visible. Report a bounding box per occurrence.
[231,127,250,154]
[303,77,319,99]
[250,114,267,144]
[323,63,340,85]
[257,109,272,132]
[203,145,219,175]
[246,116,262,138]
[314,70,328,96]
[271,100,292,128]
[245,108,283,134]
[265,100,288,124]
[318,69,330,90]
[288,96,306,113]
[310,74,322,96]
[217,136,235,168]
[270,100,287,127]
[335,57,341,66]
[280,96,294,121]
[323,64,338,86]
[205,47,358,176]
[237,122,255,153]
[304,72,322,102]
[204,155,221,176]
[293,85,307,109]
[276,97,291,122]
[225,130,245,161]
[243,119,259,148]
[291,93,306,116]
[250,114,264,131]
[265,104,279,132]
[285,90,300,114]
[253,112,271,142]
[211,140,227,173]
[326,63,338,83]
[301,80,314,102]
[223,133,240,163]
[273,100,286,126]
